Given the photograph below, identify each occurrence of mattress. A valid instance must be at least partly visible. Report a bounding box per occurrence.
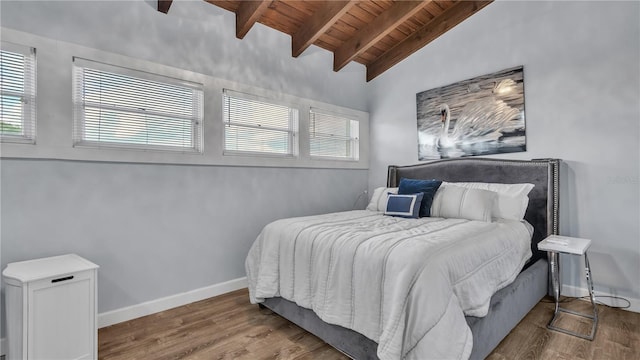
[246,210,533,360]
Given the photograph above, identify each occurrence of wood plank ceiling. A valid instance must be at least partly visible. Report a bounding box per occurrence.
[158,1,492,81]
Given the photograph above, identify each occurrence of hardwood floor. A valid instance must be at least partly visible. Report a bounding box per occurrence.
[488,298,639,360]
[99,289,639,360]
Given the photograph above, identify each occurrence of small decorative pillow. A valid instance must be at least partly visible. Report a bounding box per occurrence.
[366,187,399,211]
[442,181,534,220]
[397,178,442,217]
[384,193,424,218]
[431,185,496,222]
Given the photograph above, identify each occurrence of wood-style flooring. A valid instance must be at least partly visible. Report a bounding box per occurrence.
[99,289,639,360]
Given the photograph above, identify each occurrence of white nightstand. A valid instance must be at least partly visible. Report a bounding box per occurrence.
[538,235,598,340]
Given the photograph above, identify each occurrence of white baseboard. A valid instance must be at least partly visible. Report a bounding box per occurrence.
[561,284,640,313]
[97,277,247,328]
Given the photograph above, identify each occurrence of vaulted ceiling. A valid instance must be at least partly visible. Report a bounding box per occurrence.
[158,1,492,81]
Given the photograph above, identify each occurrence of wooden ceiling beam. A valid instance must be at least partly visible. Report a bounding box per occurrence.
[292,1,356,58]
[333,1,427,72]
[157,0,173,14]
[366,0,493,82]
[236,1,272,39]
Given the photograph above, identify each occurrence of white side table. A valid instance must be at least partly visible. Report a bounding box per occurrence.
[538,235,598,340]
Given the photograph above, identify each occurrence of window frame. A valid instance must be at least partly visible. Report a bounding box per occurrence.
[222,88,299,158]
[0,28,369,169]
[72,57,204,153]
[0,41,37,144]
[308,107,360,161]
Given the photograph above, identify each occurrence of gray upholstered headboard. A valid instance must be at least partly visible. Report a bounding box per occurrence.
[387,158,560,264]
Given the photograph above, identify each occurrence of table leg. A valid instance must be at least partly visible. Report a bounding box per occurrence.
[547,250,598,340]
[584,253,598,339]
[549,251,560,314]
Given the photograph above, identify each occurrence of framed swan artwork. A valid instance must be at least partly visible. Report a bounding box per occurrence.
[416,66,526,160]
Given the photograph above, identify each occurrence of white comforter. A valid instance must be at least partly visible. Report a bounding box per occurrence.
[246,210,532,360]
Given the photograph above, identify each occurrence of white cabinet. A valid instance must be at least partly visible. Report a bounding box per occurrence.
[3,254,99,360]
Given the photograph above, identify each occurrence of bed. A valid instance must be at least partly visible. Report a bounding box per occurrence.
[248,158,560,360]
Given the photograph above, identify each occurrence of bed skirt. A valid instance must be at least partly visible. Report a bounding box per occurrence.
[260,258,548,360]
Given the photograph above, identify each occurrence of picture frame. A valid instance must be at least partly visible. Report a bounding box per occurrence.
[416,66,526,160]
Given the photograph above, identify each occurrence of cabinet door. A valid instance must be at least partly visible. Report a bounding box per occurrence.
[27,270,95,360]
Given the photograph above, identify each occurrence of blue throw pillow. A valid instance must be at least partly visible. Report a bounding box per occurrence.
[384,193,424,218]
[397,178,443,217]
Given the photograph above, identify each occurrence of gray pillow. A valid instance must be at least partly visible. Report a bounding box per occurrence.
[431,185,496,222]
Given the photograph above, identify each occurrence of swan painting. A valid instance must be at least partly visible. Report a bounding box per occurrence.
[417,66,526,160]
[437,104,454,150]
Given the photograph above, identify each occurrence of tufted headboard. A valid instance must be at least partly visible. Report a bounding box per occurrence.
[387,158,560,264]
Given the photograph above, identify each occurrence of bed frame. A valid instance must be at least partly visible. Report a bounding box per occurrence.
[261,158,560,359]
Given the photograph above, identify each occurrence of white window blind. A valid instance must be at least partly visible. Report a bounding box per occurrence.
[309,108,359,160]
[1,42,36,143]
[223,89,298,157]
[73,58,203,152]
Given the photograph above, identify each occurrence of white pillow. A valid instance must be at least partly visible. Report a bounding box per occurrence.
[366,187,399,211]
[431,185,496,222]
[442,181,534,220]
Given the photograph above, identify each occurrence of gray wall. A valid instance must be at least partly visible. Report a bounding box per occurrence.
[367,1,640,303]
[1,160,367,310]
[0,0,368,323]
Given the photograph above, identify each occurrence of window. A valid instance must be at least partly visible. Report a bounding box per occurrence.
[0,42,36,143]
[309,108,359,160]
[223,89,298,157]
[73,58,203,152]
